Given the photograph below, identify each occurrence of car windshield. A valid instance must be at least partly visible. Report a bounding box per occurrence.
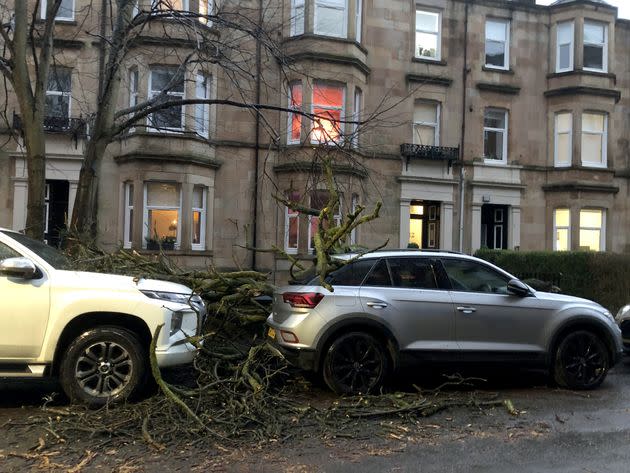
[1,231,72,270]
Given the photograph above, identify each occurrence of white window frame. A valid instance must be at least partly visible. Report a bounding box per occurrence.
[44,184,51,235]
[199,0,214,25]
[554,112,572,168]
[415,9,441,61]
[148,67,185,133]
[556,21,574,73]
[191,186,207,251]
[485,18,510,70]
[583,20,608,73]
[413,101,440,146]
[581,111,607,168]
[284,192,300,254]
[579,209,605,251]
[41,0,75,21]
[128,68,139,132]
[355,0,362,42]
[152,0,190,11]
[290,0,305,36]
[483,108,508,165]
[195,73,211,138]
[308,192,341,253]
[142,182,182,250]
[314,0,348,38]
[123,182,134,249]
[553,208,570,251]
[287,82,302,145]
[352,87,362,149]
[310,81,346,145]
[46,67,72,120]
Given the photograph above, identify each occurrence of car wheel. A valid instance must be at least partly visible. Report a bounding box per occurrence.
[59,327,148,406]
[553,330,610,390]
[322,332,389,395]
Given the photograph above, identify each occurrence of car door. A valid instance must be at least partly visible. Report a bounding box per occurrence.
[359,257,456,352]
[439,257,551,355]
[0,240,51,359]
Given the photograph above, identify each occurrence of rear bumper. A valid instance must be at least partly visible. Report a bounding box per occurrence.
[274,343,317,371]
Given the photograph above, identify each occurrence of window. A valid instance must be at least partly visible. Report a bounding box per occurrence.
[581,112,607,167]
[148,67,185,132]
[363,259,392,286]
[554,112,572,167]
[311,82,345,144]
[584,21,607,72]
[284,191,300,254]
[326,259,376,286]
[152,0,189,10]
[387,258,438,289]
[46,67,72,123]
[195,73,211,138]
[199,0,213,25]
[191,186,207,250]
[415,10,440,60]
[441,258,509,294]
[553,208,570,251]
[308,190,341,252]
[483,108,508,163]
[129,69,139,108]
[413,102,439,146]
[579,209,604,251]
[288,82,302,144]
[0,242,20,262]
[556,21,574,72]
[290,0,305,36]
[355,0,362,42]
[485,19,509,69]
[123,183,134,249]
[314,0,347,38]
[352,87,362,148]
[143,182,181,249]
[41,0,74,20]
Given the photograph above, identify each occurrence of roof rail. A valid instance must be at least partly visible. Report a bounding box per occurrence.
[372,248,464,255]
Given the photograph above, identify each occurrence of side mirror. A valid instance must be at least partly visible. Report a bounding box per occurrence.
[0,257,38,279]
[507,278,532,297]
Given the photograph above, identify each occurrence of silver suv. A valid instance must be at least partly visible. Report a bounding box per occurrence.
[267,250,622,394]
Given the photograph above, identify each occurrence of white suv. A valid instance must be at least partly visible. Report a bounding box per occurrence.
[0,229,203,405]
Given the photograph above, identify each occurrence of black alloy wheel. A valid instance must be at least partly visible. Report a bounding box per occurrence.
[554,330,610,390]
[323,332,389,395]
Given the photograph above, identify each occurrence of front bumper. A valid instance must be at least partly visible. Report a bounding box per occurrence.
[155,340,198,367]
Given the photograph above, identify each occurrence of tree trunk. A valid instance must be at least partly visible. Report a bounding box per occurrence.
[23,126,47,240]
[71,137,106,236]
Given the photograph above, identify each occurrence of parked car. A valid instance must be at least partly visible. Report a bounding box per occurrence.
[615,304,630,351]
[0,229,204,406]
[267,250,622,394]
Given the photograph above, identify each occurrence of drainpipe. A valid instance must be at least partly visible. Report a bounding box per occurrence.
[252,0,263,271]
[458,0,469,253]
[97,0,107,101]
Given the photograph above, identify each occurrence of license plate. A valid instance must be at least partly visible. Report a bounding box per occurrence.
[268,327,276,340]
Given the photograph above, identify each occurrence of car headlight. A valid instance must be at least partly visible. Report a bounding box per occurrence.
[141,290,193,304]
[170,311,184,335]
[616,305,630,322]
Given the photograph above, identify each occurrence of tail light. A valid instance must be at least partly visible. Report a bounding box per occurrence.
[282,292,324,308]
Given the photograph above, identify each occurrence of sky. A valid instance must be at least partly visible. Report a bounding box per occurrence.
[536,0,630,20]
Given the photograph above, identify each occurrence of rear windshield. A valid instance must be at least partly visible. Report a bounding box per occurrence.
[1,231,71,270]
[308,259,377,286]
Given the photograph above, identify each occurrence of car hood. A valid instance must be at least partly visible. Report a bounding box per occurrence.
[535,291,602,308]
[55,270,193,294]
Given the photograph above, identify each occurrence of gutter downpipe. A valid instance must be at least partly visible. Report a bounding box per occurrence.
[458,0,469,253]
[252,0,263,271]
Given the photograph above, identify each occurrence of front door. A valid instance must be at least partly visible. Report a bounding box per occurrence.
[409,201,441,249]
[481,204,508,249]
[0,241,51,359]
[44,180,69,248]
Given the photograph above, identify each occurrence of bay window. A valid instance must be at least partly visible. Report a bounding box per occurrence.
[553,208,570,251]
[148,67,185,132]
[554,112,572,167]
[413,102,440,146]
[483,108,508,163]
[123,183,134,249]
[288,82,303,144]
[583,21,607,72]
[415,10,441,60]
[143,182,181,249]
[291,0,305,36]
[581,112,607,168]
[195,73,211,138]
[485,19,509,70]
[579,209,605,251]
[311,82,345,144]
[355,0,362,42]
[556,21,574,72]
[314,0,347,38]
[284,191,301,254]
[191,186,207,250]
[41,0,74,20]
[352,87,362,148]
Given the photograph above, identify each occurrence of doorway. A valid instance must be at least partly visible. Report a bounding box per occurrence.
[44,180,69,247]
[409,200,440,249]
[481,204,508,249]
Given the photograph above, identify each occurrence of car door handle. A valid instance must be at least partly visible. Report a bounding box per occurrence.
[366,302,388,309]
[457,306,477,314]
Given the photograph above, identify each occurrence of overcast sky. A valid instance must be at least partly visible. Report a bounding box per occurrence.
[536,0,630,20]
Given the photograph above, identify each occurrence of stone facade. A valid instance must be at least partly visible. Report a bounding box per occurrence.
[1,0,629,281]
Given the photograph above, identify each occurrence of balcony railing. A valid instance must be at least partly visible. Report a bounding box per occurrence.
[400,143,460,170]
[12,112,87,138]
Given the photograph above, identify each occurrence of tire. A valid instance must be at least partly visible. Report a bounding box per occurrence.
[322,331,389,395]
[553,330,610,390]
[59,327,148,406]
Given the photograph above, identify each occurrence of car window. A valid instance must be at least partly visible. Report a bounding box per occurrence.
[0,242,20,262]
[387,257,439,289]
[0,231,71,270]
[441,258,509,294]
[363,259,392,287]
[324,259,377,286]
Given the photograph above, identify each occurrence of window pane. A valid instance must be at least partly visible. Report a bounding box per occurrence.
[582,134,603,163]
[388,258,438,289]
[582,113,604,132]
[580,209,602,228]
[555,208,570,227]
[413,124,436,145]
[45,95,70,118]
[555,228,569,251]
[192,210,201,244]
[558,22,572,43]
[484,109,505,129]
[484,130,504,160]
[147,209,179,240]
[485,40,505,67]
[584,22,604,43]
[416,11,438,32]
[310,190,330,211]
[584,45,603,69]
[58,0,73,18]
[363,259,392,287]
[48,68,71,92]
[150,100,183,129]
[556,133,570,165]
[556,112,571,131]
[287,216,298,248]
[414,103,437,123]
[312,108,342,141]
[315,5,344,37]
[579,229,601,251]
[313,83,343,107]
[441,259,508,294]
[0,242,20,261]
[192,187,204,208]
[559,44,571,69]
[151,68,184,93]
[415,32,438,58]
[327,259,376,286]
[289,83,302,142]
[146,182,178,206]
[486,20,506,41]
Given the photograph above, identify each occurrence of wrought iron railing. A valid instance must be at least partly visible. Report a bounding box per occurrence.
[400,143,460,171]
[12,112,87,136]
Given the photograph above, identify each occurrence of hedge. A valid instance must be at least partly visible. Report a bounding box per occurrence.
[474,249,630,313]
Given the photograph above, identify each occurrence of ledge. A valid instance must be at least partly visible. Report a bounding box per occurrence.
[547,69,616,82]
[407,74,452,87]
[482,66,515,75]
[282,34,368,55]
[412,57,447,66]
[544,86,621,103]
[129,35,200,49]
[114,151,222,169]
[136,249,214,257]
[273,161,368,178]
[470,180,526,190]
[284,51,370,75]
[542,181,619,194]
[476,82,520,95]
